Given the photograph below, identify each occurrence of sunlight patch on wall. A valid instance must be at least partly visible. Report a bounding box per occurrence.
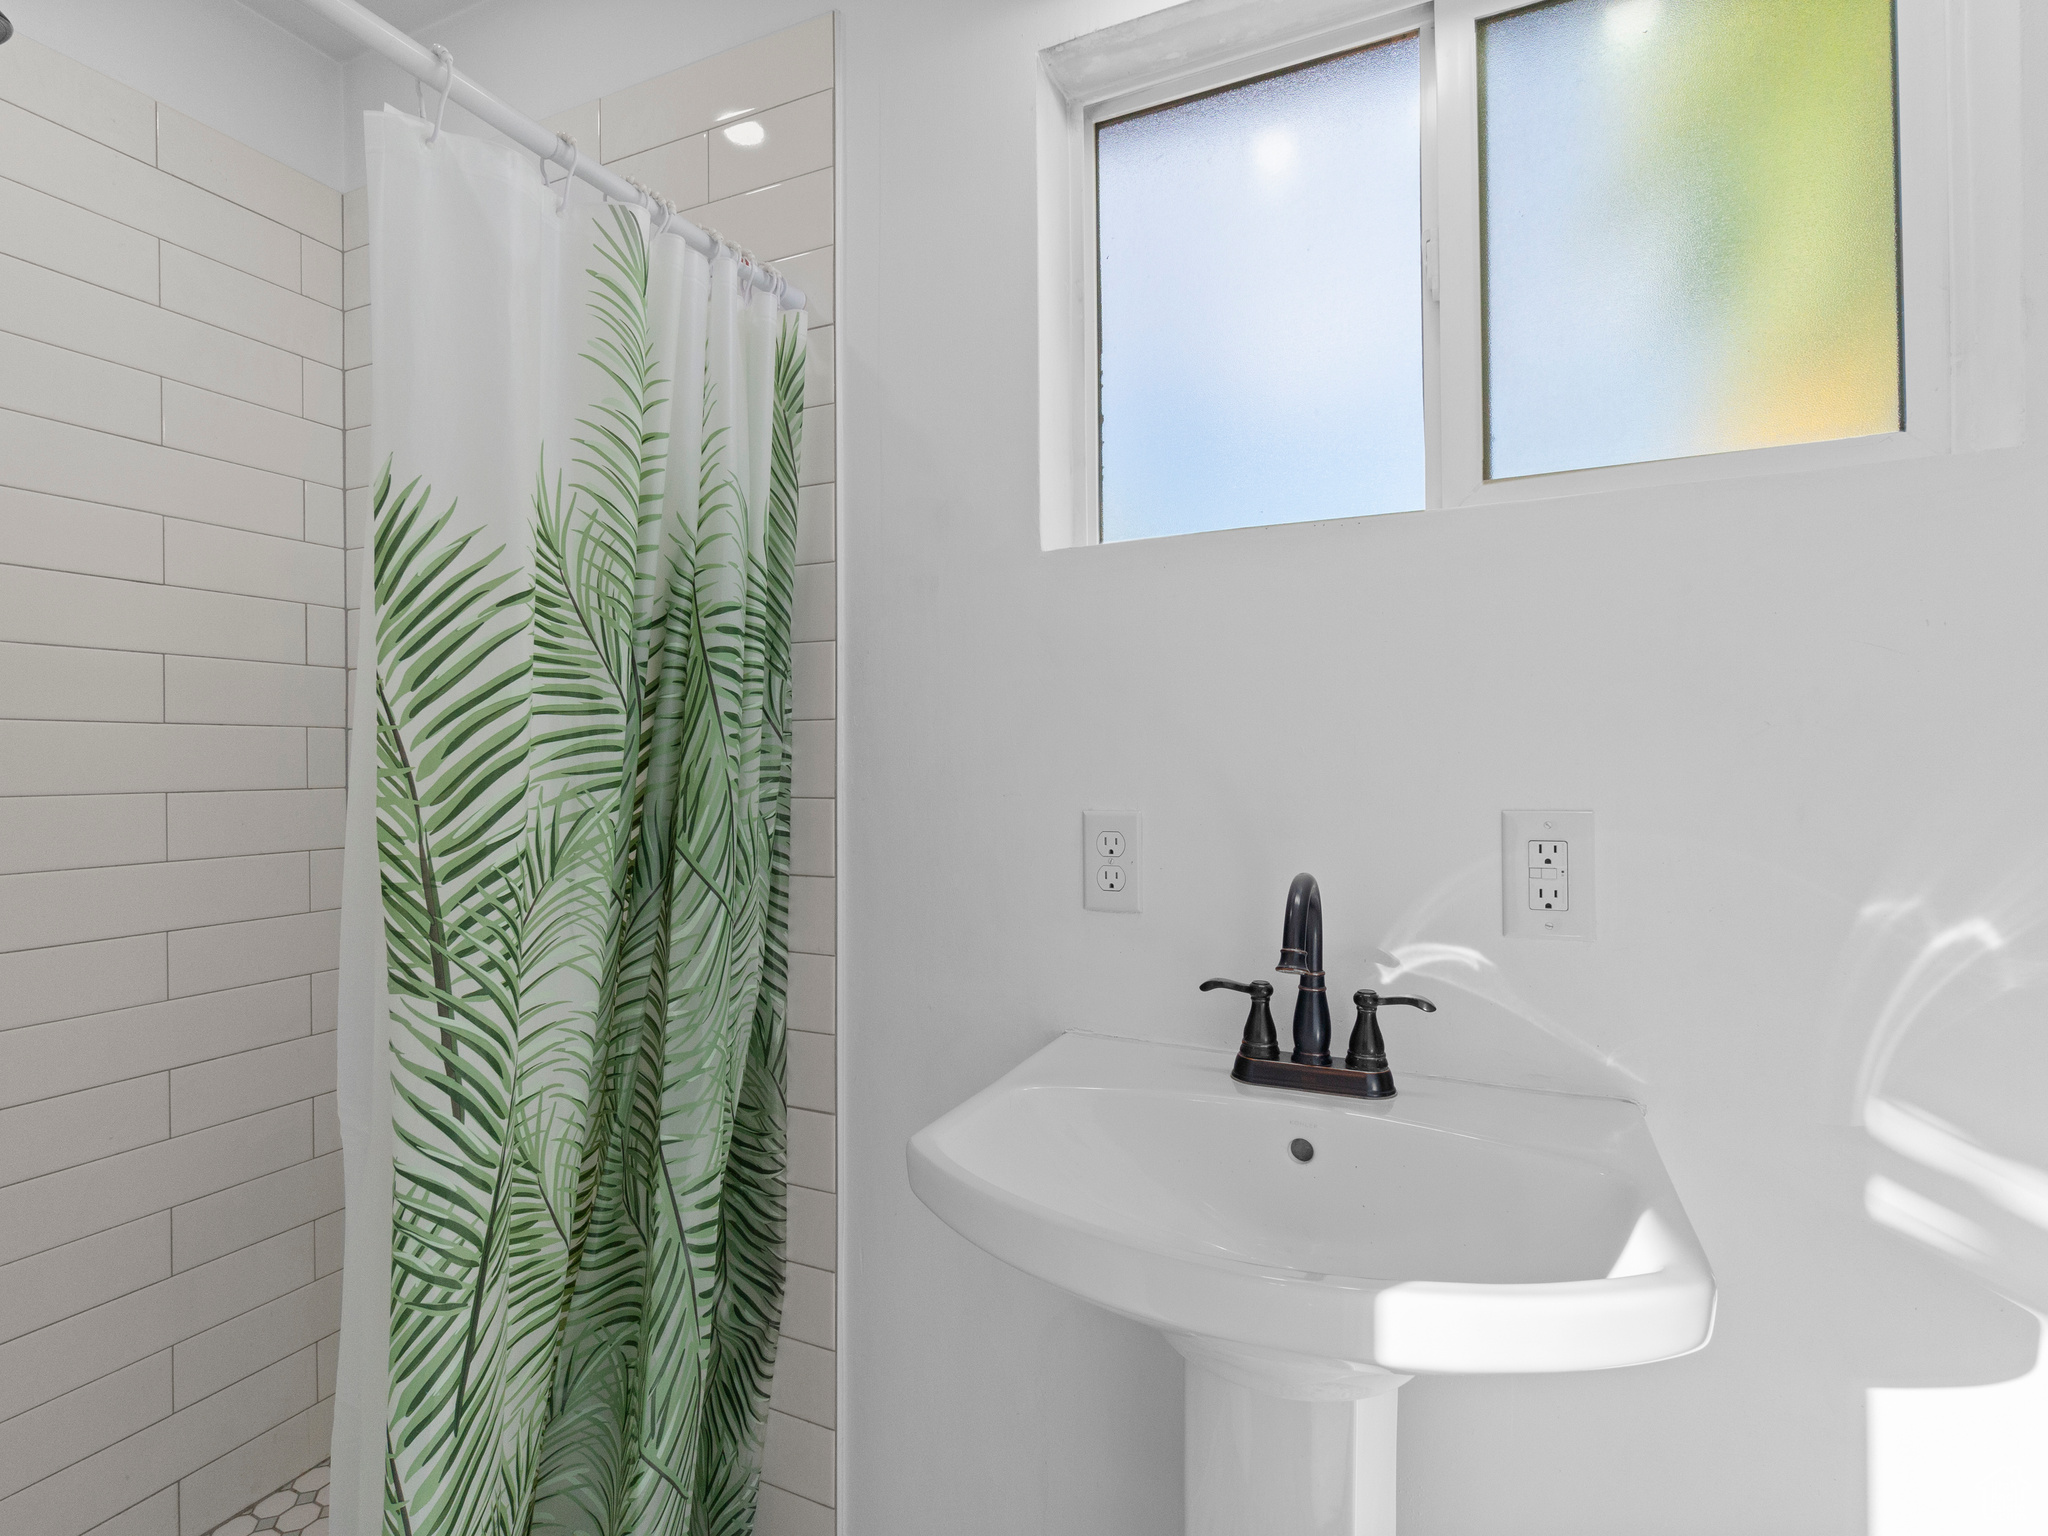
[1869,1308,2048,1536]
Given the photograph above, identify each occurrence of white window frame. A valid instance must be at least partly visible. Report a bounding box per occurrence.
[1037,0,2021,551]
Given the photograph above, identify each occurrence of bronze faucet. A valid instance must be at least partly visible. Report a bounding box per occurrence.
[1203,872,1436,1099]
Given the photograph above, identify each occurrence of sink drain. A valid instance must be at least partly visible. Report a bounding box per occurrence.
[1289,1138,1314,1163]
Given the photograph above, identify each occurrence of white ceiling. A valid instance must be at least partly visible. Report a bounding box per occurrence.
[235,0,482,61]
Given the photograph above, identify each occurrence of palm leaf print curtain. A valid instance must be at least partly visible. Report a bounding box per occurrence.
[331,107,805,1536]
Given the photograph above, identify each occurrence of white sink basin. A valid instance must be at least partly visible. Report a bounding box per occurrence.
[909,1032,1715,1534]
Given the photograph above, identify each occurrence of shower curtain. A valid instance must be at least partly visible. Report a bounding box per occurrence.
[332,107,804,1536]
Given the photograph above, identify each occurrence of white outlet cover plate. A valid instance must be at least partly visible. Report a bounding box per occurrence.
[1502,810,1594,940]
[1083,810,1141,913]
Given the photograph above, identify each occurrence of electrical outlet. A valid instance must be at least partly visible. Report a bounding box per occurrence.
[1503,810,1594,939]
[1083,810,1141,913]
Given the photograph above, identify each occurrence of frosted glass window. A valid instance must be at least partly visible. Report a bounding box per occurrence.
[1480,0,1901,480]
[1096,38,1424,543]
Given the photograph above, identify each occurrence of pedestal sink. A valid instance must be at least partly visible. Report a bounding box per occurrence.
[907,1032,1715,1535]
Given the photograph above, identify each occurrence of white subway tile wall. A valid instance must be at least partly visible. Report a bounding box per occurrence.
[0,32,344,1536]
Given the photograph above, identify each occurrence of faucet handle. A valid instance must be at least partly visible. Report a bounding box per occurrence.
[1200,978,1280,1061]
[1202,977,1273,998]
[1345,989,1436,1083]
[1352,989,1436,1014]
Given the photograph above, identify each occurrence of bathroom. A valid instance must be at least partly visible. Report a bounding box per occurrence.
[0,0,2040,1532]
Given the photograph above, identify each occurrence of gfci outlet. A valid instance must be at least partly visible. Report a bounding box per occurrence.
[1502,810,1595,939]
[1083,810,1141,913]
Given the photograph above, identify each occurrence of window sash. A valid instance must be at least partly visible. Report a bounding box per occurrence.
[1092,25,1435,539]
[1432,0,1948,510]
[1055,0,1963,548]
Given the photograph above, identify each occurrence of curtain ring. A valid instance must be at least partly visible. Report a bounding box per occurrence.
[425,45,454,144]
[555,136,580,213]
[626,178,674,240]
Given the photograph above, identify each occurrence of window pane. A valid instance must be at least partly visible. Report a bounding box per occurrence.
[1097,38,1424,543]
[1480,0,1901,479]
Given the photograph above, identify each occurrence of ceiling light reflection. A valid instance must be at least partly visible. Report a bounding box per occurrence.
[1603,0,1662,43]
[722,121,766,147]
[1251,128,1296,177]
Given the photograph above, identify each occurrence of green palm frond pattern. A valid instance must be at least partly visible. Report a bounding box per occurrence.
[374,207,806,1536]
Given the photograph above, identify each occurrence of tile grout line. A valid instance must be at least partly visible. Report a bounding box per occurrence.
[0,1094,330,1199]
[0,307,310,418]
[0,784,328,811]
[0,153,333,290]
[0,1348,180,1500]
[0,398,195,451]
[0,99,155,173]
[0,631,326,664]
[0,712,344,730]
[0,1216,324,1362]
[0,429,338,509]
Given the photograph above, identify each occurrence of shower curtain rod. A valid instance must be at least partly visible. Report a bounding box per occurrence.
[297,0,807,311]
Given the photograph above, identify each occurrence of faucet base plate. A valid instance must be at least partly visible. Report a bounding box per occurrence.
[1231,1051,1397,1100]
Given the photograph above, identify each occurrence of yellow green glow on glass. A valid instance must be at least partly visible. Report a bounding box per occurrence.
[1480,0,1902,479]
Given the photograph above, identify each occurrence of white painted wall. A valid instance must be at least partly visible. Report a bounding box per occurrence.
[43,0,2048,1531]
[1,0,347,187]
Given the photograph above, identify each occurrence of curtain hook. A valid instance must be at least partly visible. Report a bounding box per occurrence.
[555,135,580,213]
[425,45,454,145]
[626,178,673,240]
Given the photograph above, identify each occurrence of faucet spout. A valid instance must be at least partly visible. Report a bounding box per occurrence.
[1277,872,1322,976]
[1276,873,1332,1066]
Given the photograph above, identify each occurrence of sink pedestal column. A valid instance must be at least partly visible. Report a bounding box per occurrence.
[1172,1337,1410,1536]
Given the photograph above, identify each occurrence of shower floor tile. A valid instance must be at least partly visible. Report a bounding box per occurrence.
[208,1460,330,1536]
